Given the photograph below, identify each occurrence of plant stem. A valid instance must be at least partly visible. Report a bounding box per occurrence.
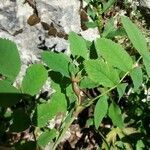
[83,71,129,108]
[98,130,110,150]
[93,4,103,35]
[83,56,143,108]
[51,113,75,150]
[52,104,85,150]
[52,57,143,150]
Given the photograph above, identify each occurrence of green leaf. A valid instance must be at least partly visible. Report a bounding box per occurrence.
[66,84,76,104]
[121,16,148,56]
[84,59,120,87]
[108,101,124,128]
[34,102,52,128]
[94,96,108,129]
[130,67,143,91]
[38,129,57,147]
[80,77,99,89]
[0,80,21,107]
[22,64,48,96]
[117,83,127,100]
[0,38,21,82]
[85,21,98,28]
[41,52,70,77]
[50,92,67,113]
[102,18,116,38]
[35,93,67,127]
[87,6,97,21]
[111,27,126,37]
[86,118,94,127]
[105,27,127,39]
[68,32,88,58]
[143,53,150,77]
[136,140,145,150]
[103,0,116,13]
[10,109,30,132]
[121,17,150,77]
[95,38,133,72]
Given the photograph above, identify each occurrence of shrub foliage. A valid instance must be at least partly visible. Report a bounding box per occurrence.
[0,4,149,150]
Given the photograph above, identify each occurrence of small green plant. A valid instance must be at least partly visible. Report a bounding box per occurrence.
[0,14,150,150]
[82,0,116,34]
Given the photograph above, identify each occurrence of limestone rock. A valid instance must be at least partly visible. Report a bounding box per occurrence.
[36,0,81,33]
[0,0,33,35]
[139,0,150,9]
[0,0,81,65]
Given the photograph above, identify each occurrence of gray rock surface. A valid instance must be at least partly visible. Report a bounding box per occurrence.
[139,0,150,8]
[36,0,81,33]
[0,0,81,64]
